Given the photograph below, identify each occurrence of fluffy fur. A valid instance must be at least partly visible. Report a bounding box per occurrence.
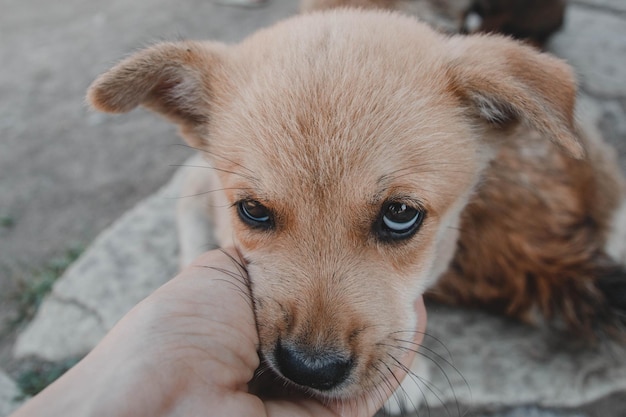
[87,9,626,414]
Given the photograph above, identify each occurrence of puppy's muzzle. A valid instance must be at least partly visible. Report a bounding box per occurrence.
[274,340,354,391]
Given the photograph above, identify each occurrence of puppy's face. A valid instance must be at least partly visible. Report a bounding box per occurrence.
[88,10,580,398]
[209,67,481,394]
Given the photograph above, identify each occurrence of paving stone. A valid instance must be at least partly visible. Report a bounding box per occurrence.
[13,163,191,361]
[13,297,106,361]
[599,99,626,149]
[418,305,626,409]
[379,400,591,416]
[574,93,626,171]
[424,405,588,417]
[549,6,626,98]
[484,406,587,417]
[0,370,22,417]
[572,0,626,13]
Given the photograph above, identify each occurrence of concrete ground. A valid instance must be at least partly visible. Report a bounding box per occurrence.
[0,0,299,411]
[1,0,626,415]
[0,0,297,366]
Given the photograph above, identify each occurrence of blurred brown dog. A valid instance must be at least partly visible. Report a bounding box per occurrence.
[462,0,566,47]
[87,8,626,414]
[303,0,566,47]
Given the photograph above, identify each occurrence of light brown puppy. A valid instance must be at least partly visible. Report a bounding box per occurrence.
[88,9,626,414]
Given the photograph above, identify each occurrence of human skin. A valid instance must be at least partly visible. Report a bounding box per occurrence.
[10,249,426,417]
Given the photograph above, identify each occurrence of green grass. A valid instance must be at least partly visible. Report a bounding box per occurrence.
[0,216,14,229]
[5,246,85,399]
[14,357,81,399]
[10,246,83,328]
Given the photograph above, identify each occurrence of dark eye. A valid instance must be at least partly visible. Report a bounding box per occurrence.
[237,200,273,229]
[376,201,425,241]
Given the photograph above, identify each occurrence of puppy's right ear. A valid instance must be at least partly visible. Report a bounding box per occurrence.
[87,41,226,147]
[445,35,584,159]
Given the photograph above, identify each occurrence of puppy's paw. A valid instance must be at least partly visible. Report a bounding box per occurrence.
[382,358,430,416]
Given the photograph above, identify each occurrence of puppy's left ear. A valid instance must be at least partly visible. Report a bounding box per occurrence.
[446,35,584,159]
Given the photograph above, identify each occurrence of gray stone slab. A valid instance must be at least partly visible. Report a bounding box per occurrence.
[13,162,192,361]
[484,407,586,417]
[572,0,626,13]
[413,405,588,417]
[0,370,22,417]
[12,297,105,361]
[548,5,626,98]
[421,305,626,409]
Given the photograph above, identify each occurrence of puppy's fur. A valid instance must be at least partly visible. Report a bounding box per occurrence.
[88,9,626,414]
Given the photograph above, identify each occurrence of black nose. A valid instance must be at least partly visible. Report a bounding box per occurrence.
[274,341,354,391]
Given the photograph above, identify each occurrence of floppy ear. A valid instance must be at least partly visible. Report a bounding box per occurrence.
[445,35,584,159]
[87,41,226,147]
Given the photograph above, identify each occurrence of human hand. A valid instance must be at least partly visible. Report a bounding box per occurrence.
[11,249,427,417]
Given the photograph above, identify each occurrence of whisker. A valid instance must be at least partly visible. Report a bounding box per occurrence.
[381,340,468,417]
[380,357,417,415]
[392,168,477,180]
[170,163,258,184]
[203,269,254,310]
[379,348,433,416]
[386,353,433,417]
[388,330,455,362]
[169,186,255,200]
[372,360,398,402]
[169,143,255,174]
[218,247,248,274]
[382,161,477,181]
[199,248,258,316]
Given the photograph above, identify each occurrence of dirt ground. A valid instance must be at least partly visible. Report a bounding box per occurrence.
[0,0,297,368]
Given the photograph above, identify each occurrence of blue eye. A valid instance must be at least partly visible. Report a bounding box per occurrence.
[237,200,272,229]
[376,202,424,241]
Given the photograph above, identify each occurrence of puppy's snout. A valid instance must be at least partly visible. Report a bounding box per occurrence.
[275,340,354,391]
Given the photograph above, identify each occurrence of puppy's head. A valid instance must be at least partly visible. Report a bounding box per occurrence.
[88,10,581,398]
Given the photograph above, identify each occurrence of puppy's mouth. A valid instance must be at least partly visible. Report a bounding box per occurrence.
[251,350,358,402]
[254,332,413,402]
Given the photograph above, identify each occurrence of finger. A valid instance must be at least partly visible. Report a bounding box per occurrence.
[263,399,342,417]
[145,248,260,389]
[414,295,428,346]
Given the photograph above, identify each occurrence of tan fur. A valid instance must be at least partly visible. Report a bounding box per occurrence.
[430,126,624,331]
[87,9,626,411]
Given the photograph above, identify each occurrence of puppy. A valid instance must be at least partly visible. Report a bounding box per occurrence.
[87,9,626,414]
